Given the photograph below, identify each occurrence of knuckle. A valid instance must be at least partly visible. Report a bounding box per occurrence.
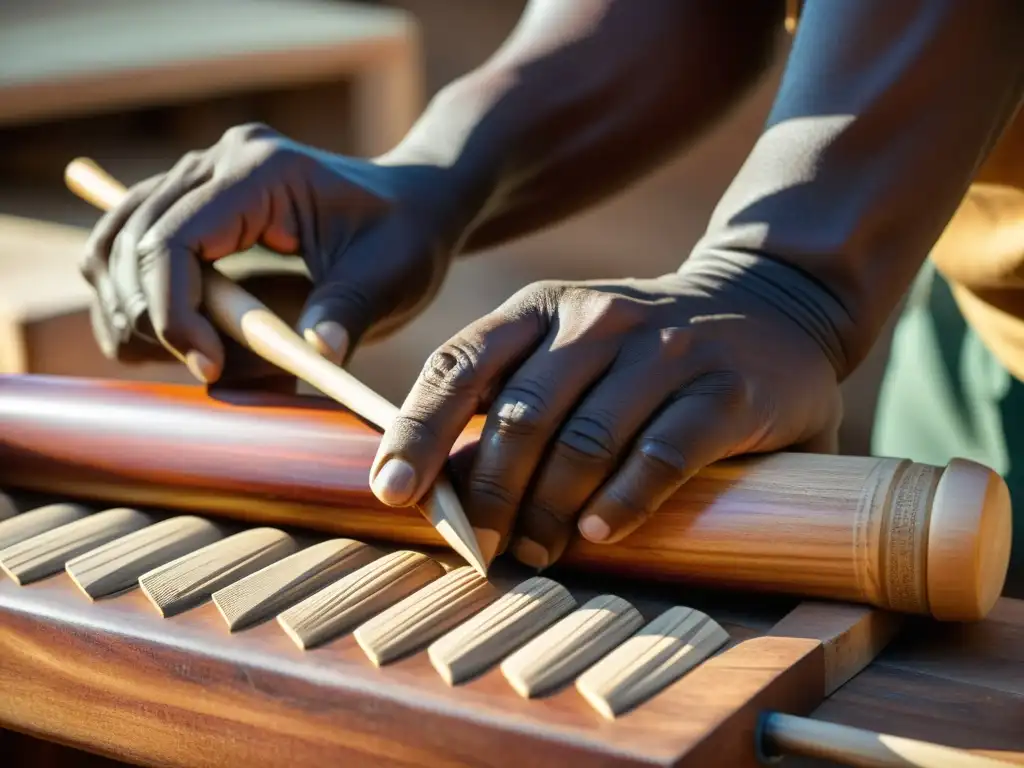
[636,436,689,476]
[78,248,102,283]
[687,369,749,409]
[468,472,519,510]
[557,410,619,464]
[525,498,576,526]
[657,326,693,360]
[492,377,556,437]
[420,341,481,394]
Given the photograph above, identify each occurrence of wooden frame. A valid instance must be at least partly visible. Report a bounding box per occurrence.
[0,531,899,768]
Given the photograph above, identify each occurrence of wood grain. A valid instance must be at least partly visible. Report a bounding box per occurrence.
[66,516,223,599]
[278,550,444,649]
[576,607,730,720]
[428,577,578,685]
[0,562,858,767]
[0,502,90,551]
[354,565,500,666]
[212,538,378,631]
[0,507,150,585]
[500,594,645,698]
[139,528,297,617]
[0,374,1008,621]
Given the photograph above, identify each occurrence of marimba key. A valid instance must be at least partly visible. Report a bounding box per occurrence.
[500,594,645,699]
[139,527,297,617]
[212,538,378,632]
[0,502,91,551]
[277,550,445,650]
[576,606,731,719]
[354,565,501,666]
[66,516,223,600]
[0,507,151,585]
[427,576,577,686]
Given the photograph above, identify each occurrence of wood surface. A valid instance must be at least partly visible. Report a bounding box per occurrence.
[0,496,895,767]
[0,373,1009,621]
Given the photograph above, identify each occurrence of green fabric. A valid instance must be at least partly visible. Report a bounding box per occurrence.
[873,261,1024,586]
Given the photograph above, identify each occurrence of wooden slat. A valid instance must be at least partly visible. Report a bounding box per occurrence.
[277,550,444,650]
[0,503,90,551]
[500,594,644,698]
[575,607,730,720]
[354,565,500,666]
[139,528,297,617]
[0,507,150,585]
[427,576,577,685]
[212,539,378,631]
[65,516,223,600]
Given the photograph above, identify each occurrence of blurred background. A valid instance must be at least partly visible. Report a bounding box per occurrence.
[0,0,897,455]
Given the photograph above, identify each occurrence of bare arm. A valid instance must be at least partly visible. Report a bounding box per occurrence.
[686,0,1024,378]
[380,0,786,252]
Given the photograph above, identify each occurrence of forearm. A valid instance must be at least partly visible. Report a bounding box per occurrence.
[380,0,785,252]
[686,0,1024,379]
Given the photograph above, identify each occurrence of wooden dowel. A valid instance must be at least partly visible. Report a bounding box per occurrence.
[63,157,489,577]
[760,713,1016,768]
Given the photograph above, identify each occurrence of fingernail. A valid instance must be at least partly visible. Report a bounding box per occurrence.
[371,458,417,505]
[511,537,550,570]
[304,321,349,364]
[579,516,611,543]
[185,350,218,384]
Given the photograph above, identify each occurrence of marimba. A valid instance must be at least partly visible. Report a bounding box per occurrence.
[0,374,1018,768]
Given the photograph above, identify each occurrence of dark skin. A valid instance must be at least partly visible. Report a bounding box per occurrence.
[82,0,1024,568]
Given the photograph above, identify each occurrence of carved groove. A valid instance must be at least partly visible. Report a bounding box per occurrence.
[575,606,730,719]
[66,516,223,599]
[213,539,378,631]
[278,550,445,650]
[0,507,151,585]
[500,594,644,698]
[427,576,577,685]
[354,566,499,666]
[0,503,91,551]
[139,528,296,617]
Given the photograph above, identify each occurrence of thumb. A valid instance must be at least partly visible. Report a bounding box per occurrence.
[296,232,418,366]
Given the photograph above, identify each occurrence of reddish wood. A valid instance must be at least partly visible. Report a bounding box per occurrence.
[0,565,829,768]
[0,374,1009,619]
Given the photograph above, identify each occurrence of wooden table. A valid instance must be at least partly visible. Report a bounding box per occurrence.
[800,592,1024,766]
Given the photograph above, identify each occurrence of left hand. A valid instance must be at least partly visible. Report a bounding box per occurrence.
[368,269,844,568]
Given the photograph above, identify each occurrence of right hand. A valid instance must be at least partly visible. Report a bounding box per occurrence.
[80,123,468,383]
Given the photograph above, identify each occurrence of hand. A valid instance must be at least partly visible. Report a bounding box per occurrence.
[79,123,467,382]
[369,262,844,568]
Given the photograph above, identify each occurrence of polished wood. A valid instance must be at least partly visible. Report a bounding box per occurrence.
[64,157,490,578]
[0,532,863,766]
[0,373,1010,621]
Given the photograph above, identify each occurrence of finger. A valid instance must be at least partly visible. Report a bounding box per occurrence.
[510,333,697,567]
[134,172,291,383]
[577,370,753,545]
[465,325,621,568]
[108,158,211,341]
[370,293,549,519]
[80,174,165,355]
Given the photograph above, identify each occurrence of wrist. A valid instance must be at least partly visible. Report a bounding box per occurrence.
[678,249,856,379]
